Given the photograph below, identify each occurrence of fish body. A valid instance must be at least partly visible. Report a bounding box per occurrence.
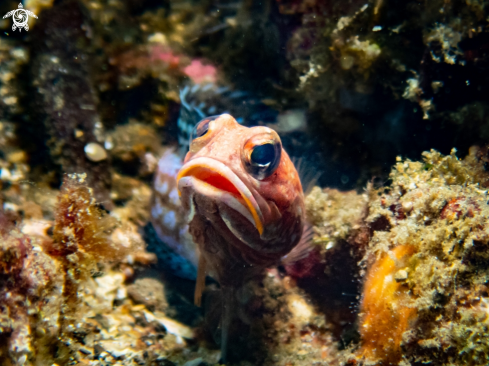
[151,83,311,361]
[149,148,199,279]
[176,114,305,361]
[150,83,309,280]
[150,83,268,280]
[177,113,305,287]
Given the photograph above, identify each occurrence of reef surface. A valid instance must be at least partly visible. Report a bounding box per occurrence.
[2,0,489,365]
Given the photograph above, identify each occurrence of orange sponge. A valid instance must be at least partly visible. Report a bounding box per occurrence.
[359,245,417,364]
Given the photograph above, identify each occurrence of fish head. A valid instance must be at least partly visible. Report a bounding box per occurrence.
[177,114,305,270]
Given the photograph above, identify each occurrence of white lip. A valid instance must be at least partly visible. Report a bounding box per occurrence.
[177,157,264,235]
[178,176,256,227]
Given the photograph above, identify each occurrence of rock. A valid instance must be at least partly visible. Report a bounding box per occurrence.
[127,277,168,312]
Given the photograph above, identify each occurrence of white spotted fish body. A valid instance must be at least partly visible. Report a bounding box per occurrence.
[151,148,199,272]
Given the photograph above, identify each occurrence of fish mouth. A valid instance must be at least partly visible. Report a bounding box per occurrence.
[177,157,264,236]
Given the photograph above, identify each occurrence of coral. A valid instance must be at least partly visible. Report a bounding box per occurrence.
[106,121,162,163]
[108,43,187,92]
[77,268,209,366]
[0,121,30,190]
[352,147,489,365]
[306,186,367,247]
[358,245,417,364]
[110,173,153,225]
[276,0,489,187]
[424,23,464,65]
[0,173,143,365]
[51,173,130,261]
[126,277,168,312]
[286,185,367,287]
[285,185,369,343]
[258,271,341,366]
[0,38,27,118]
[0,208,58,364]
[331,36,381,74]
[183,59,218,84]
[0,215,64,365]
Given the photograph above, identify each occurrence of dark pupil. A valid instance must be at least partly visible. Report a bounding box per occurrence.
[193,120,210,139]
[251,144,275,165]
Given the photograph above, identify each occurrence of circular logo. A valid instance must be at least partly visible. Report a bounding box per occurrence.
[13,9,28,28]
[3,4,38,32]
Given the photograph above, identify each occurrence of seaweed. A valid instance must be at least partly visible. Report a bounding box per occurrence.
[0,173,138,365]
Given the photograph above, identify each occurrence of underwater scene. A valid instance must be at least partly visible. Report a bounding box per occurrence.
[2,0,489,365]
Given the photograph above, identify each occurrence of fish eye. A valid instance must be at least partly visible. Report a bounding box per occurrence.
[250,144,275,167]
[191,115,221,141]
[243,132,282,180]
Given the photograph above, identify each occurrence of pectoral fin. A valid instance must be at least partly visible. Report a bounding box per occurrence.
[194,255,207,306]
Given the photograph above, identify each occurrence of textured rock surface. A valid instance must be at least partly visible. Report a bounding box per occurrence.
[2,0,489,364]
[30,0,112,206]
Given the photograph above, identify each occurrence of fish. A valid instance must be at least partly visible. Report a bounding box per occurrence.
[177,83,280,152]
[176,113,306,361]
[149,82,317,361]
[150,147,199,279]
[150,83,273,281]
[149,83,313,281]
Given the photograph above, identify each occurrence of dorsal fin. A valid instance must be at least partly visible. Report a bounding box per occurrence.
[177,82,281,155]
[292,157,321,195]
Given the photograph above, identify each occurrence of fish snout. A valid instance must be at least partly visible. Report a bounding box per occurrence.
[177,157,264,236]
